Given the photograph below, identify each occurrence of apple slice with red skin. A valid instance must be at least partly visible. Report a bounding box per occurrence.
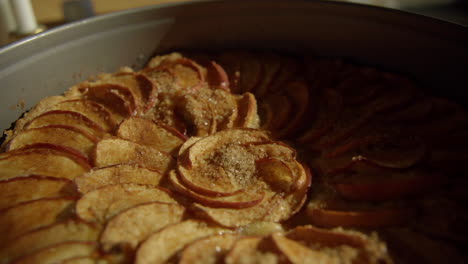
[239,53,263,94]
[135,220,227,264]
[193,171,309,229]
[11,241,98,264]
[117,117,186,156]
[256,157,296,193]
[259,94,293,131]
[94,138,175,174]
[254,53,282,98]
[0,143,91,181]
[75,164,165,193]
[177,129,269,196]
[206,61,230,91]
[335,66,382,106]
[75,183,179,223]
[305,58,346,90]
[224,236,280,264]
[168,170,264,209]
[276,81,310,138]
[318,132,427,175]
[216,52,242,93]
[297,89,343,144]
[405,98,468,142]
[285,225,392,263]
[271,233,341,264]
[368,73,419,114]
[331,170,444,202]
[50,99,117,132]
[25,110,107,138]
[96,71,156,114]
[7,125,99,158]
[0,176,76,210]
[286,225,368,248]
[0,197,77,247]
[100,201,185,250]
[148,56,206,92]
[242,140,297,161]
[268,56,301,93]
[70,83,136,121]
[383,97,434,124]
[0,218,100,264]
[179,233,238,264]
[235,92,259,128]
[307,206,413,228]
[307,185,413,228]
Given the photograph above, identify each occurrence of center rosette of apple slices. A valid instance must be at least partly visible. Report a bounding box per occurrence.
[170,129,311,227]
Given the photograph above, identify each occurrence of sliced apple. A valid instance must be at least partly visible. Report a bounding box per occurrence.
[75,183,179,223]
[7,125,98,158]
[258,94,292,132]
[179,234,238,264]
[276,81,310,138]
[320,135,427,175]
[75,164,164,193]
[286,225,367,248]
[0,218,100,263]
[206,60,230,91]
[59,256,110,264]
[405,98,468,141]
[0,144,91,181]
[146,52,184,68]
[95,71,155,113]
[117,117,186,155]
[150,55,206,91]
[297,89,343,143]
[369,73,418,114]
[239,221,284,236]
[217,52,242,93]
[256,158,295,193]
[0,176,76,210]
[68,83,136,121]
[11,241,97,264]
[224,236,279,264]
[94,138,175,174]
[235,92,259,129]
[175,87,240,136]
[268,56,301,93]
[271,233,337,264]
[313,107,373,150]
[100,201,185,251]
[0,197,76,247]
[178,129,269,197]
[307,205,413,228]
[335,67,382,105]
[383,97,434,123]
[254,53,282,98]
[285,225,392,263]
[25,110,107,138]
[168,170,264,209]
[50,99,117,132]
[331,170,443,202]
[305,58,345,90]
[238,53,263,94]
[192,191,294,228]
[135,220,227,264]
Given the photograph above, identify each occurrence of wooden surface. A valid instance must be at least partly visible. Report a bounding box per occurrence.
[32,0,187,24]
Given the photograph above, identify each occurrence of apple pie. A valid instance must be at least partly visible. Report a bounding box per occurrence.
[0,51,466,264]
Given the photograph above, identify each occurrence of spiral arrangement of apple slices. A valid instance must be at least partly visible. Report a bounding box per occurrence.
[0,51,466,263]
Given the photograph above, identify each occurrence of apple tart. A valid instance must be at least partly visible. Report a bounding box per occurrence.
[0,51,466,264]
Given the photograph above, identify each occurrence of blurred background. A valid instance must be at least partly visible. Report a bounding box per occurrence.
[1,0,467,46]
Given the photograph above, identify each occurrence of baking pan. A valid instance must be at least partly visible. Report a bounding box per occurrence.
[0,0,467,130]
